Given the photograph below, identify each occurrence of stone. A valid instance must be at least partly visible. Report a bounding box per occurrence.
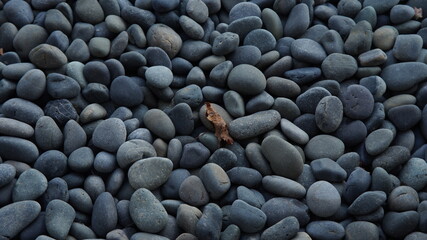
[305,135,345,161]
[128,157,173,190]
[45,200,75,240]
[262,175,306,199]
[229,110,281,139]
[285,3,310,38]
[244,29,276,54]
[260,216,299,240]
[261,197,310,227]
[306,221,345,240]
[290,38,327,64]
[321,53,358,82]
[315,96,343,133]
[227,64,266,95]
[382,211,419,239]
[348,191,387,215]
[280,118,309,145]
[91,192,117,237]
[199,163,231,199]
[341,85,375,120]
[230,200,266,233]
[179,175,209,207]
[365,129,394,155]
[92,118,126,152]
[296,87,332,114]
[306,181,341,217]
[381,62,427,92]
[393,34,423,61]
[0,201,41,239]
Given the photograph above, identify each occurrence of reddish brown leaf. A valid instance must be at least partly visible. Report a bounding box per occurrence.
[205,102,234,145]
[0,48,3,56]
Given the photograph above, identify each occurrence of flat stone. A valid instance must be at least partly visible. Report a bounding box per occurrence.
[388,186,419,212]
[310,158,347,182]
[179,175,210,207]
[290,38,327,64]
[0,201,41,239]
[381,62,427,92]
[260,216,299,240]
[348,191,387,215]
[45,200,75,240]
[315,96,343,133]
[128,157,173,190]
[306,221,345,240]
[321,53,358,82]
[382,211,419,239]
[365,129,394,155]
[229,110,281,140]
[262,175,306,199]
[345,221,379,240]
[285,3,310,38]
[305,135,345,161]
[393,34,423,61]
[306,181,341,218]
[227,64,266,95]
[230,200,266,233]
[92,118,126,152]
[372,146,410,172]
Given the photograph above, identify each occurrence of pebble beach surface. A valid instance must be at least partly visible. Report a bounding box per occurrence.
[2,0,427,239]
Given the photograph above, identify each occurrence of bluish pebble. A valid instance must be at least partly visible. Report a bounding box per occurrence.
[266,77,301,99]
[91,192,117,237]
[179,142,210,169]
[291,38,327,64]
[261,197,310,227]
[83,175,105,201]
[320,29,345,54]
[44,9,72,35]
[45,200,75,240]
[345,221,379,240]
[372,146,410,172]
[280,118,309,145]
[382,211,419,239]
[93,151,117,173]
[296,87,331,114]
[18,212,47,240]
[0,136,39,164]
[262,175,306,199]
[145,66,173,89]
[0,117,34,139]
[143,109,176,140]
[66,39,90,62]
[46,31,70,52]
[212,32,240,56]
[195,203,222,240]
[306,181,341,218]
[343,167,371,204]
[82,83,109,103]
[284,67,322,85]
[44,99,78,127]
[245,91,274,114]
[145,46,172,69]
[2,63,36,81]
[388,105,421,131]
[179,175,210,207]
[152,0,180,12]
[208,148,238,171]
[161,169,190,199]
[310,158,347,182]
[63,120,87,155]
[230,200,266,233]
[227,167,262,188]
[244,29,276,54]
[272,97,301,121]
[334,118,367,147]
[34,116,63,151]
[229,110,281,140]
[0,23,18,52]
[229,2,261,22]
[4,0,34,28]
[221,89,243,117]
[341,84,375,120]
[42,177,69,208]
[315,96,343,133]
[388,186,419,212]
[0,201,41,239]
[71,22,95,42]
[393,34,423,62]
[348,191,387,216]
[92,118,126,152]
[285,3,310,38]
[173,84,203,108]
[321,53,358,82]
[128,157,173,190]
[0,164,16,188]
[306,221,345,240]
[34,150,67,180]
[186,0,209,23]
[13,24,48,59]
[227,16,263,41]
[237,186,265,209]
[68,188,93,214]
[75,0,105,24]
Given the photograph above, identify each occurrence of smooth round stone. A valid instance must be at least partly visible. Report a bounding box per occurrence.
[334,119,367,147]
[266,77,301,99]
[261,197,310,227]
[388,105,421,131]
[110,76,144,107]
[168,103,194,136]
[290,38,327,64]
[280,118,309,145]
[147,24,182,58]
[285,3,310,38]
[29,44,68,69]
[244,29,276,54]
[83,61,110,85]
[365,129,394,155]
[92,151,116,173]
[186,0,209,23]
[176,204,203,235]
[227,16,263,41]
[337,0,362,17]
[0,136,39,164]
[179,15,204,40]
[405,232,427,240]
[68,147,94,173]
[318,29,343,55]
[0,164,16,188]
[245,91,274,114]
[310,158,347,182]
[12,169,47,202]
[382,62,427,92]
[69,222,97,239]
[13,24,48,59]
[358,48,387,67]
[46,73,80,99]
[145,46,172,69]
[166,138,182,168]
[306,221,345,240]
[393,34,423,62]
[305,135,345,161]
[173,84,203,108]
[63,120,87,155]
[345,221,379,240]
[161,169,190,199]
[327,15,356,40]
[79,103,106,124]
[230,200,266,233]
[341,85,375,120]
[245,143,273,176]
[105,15,126,33]
[212,32,239,56]
[296,87,332,114]
[34,150,67,180]
[16,69,46,101]
[261,135,304,180]
[284,67,322,85]
[237,186,265,209]
[145,66,173,89]
[117,139,156,169]
[130,188,168,233]
[343,167,371,204]
[195,203,222,240]
[388,186,419,212]
[81,83,108,103]
[400,158,427,191]
[227,64,266,95]
[261,216,299,240]
[179,142,210,169]
[179,175,210,207]
[128,157,172,190]
[0,117,34,139]
[0,23,17,53]
[45,200,75,240]
[321,53,358,82]
[144,109,175,140]
[306,181,341,218]
[199,163,231,199]
[4,0,34,28]
[68,188,93,214]
[315,96,343,133]
[91,192,117,237]
[359,76,386,98]
[371,167,392,194]
[66,39,90,62]
[262,8,283,39]
[344,20,373,57]
[373,26,398,51]
[0,201,41,239]
[2,98,44,126]
[88,37,110,57]
[209,61,233,88]
[229,2,261,22]
[152,0,179,12]
[34,116,63,151]
[363,0,399,14]
[384,94,417,112]
[2,63,36,81]
[75,0,104,24]
[272,97,300,121]
[262,175,306,199]
[372,145,410,173]
[92,118,126,152]
[348,191,387,216]
[229,110,281,140]
[382,211,419,239]
[227,167,262,188]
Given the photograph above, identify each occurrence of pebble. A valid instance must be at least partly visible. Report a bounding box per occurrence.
[262,175,306,199]
[261,135,304,180]
[10,164,46,203]
[173,84,203,108]
[310,158,347,182]
[321,53,358,82]
[388,186,420,212]
[365,129,394,155]
[92,118,126,152]
[195,203,222,239]
[229,110,281,139]
[227,64,266,95]
[212,32,239,56]
[345,221,379,240]
[227,167,262,188]
[230,200,266,233]
[34,116,63,151]
[280,118,309,145]
[0,201,41,239]
[290,38,327,64]
[315,96,343,133]
[45,200,75,240]
[343,167,372,204]
[130,188,168,233]
[199,163,231,199]
[44,99,78,127]
[305,135,345,161]
[348,191,387,215]
[244,29,276,54]
[388,105,421,131]
[382,211,419,239]
[306,181,341,218]
[266,77,301,99]
[372,146,410,172]
[179,175,209,207]
[341,84,375,120]
[91,192,117,237]
[306,221,345,240]
[285,3,310,38]
[284,67,322,85]
[128,157,172,190]
[296,87,332,114]
[393,34,423,61]
[382,62,427,92]
[34,150,67,180]
[260,216,299,240]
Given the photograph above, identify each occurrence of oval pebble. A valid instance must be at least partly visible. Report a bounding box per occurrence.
[227,64,266,95]
[45,200,75,240]
[229,110,281,140]
[92,118,126,152]
[305,135,345,161]
[0,201,41,239]
[128,157,173,190]
[306,181,341,218]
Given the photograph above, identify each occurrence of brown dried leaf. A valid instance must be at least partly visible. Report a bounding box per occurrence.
[205,102,234,145]
[0,48,3,55]
[414,7,423,20]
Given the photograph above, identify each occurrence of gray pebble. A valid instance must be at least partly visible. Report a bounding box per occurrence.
[92,118,127,152]
[93,151,117,173]
[229,110,281,140]
[146,66,173,89]
[306,221,345,240]
[365,128,394,155]
[227,64,266,95]
[0,201,41,239]
[227,16,263,42]
[306,181,341,218]
[63,120,87,156]
[261,216,299,240]
[285,3,310,38]
[66,147,94,173]
[305,135,345,161]
[280,118,309,145]
[382,211,419,239]
[186,0,209,23]
[212,32,239,56]
[35,116,63,151]
[310,158,347,182]
[262,175,306,199]
[128,157,173,190]
[315,96,343,133]
[261,197,310,227]
[296,87,331,114]
[68,188,93,214]
[266,77,301,99]
[16,69,46,101]
[0,117,34,139]
[321,53,358,82]
[341,84,375,120]
[173,84,203,108]
[372,146,410,172]
[388,186,419,212]
[45,199,75,240]
[0,164,15,188]
[345,221,379,240]
[13,168,47,202]
[179,175,209,207]
[348,191,387,216]
[244,29,276,54]
[199,163,231,199]
[261,135,304,180]
[34,150,67,180]
[291,38,327,64]
[229,2,261,22]
[29,44,67,69]
[2,98,44,126]
[91,192,117,237]
[230,200,266,233]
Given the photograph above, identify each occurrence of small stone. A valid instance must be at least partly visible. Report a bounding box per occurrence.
[341,85,375,120]
[227,16,263,41]
[343,167,371,204]
[179,175,209,207]
[179,142,210,169]
[345,221,379,240]
[145,66,174,89]
[306,221,345,240]
[261,135,304,180]
[358,48,388,67]
[75,0,104,24]
[290,38,327,64]
[173,84,203,108]
[227,167,262,188]
[305,135,345,161]
[284,67,322,85]
[92,118,126,152]
[306,181,341,218]
[44,99,78,127]
[195,203,222,240]
[229,110,281,140]
[285,3,310,38]
[348,191,387,216]
[130,188,168,233]
[373,26,398,51]
[266,77,301,99]
[45,200,75,240]
[365,129,394,155]
[13,168,47,202]
[199,163,231,199]
[179,15,204,40]
[260,216,299,240]
[315,96,343,133]
[128,157,173,190]
[393,34,423,62]
[399,158,427,191]
[321,53,358,82]
[310,158,347,182]
[381,62,427,92]
[229,2,261,22]
[388,105,421,131]
[262,175,306,199]
[261,197,310,227]
[372,146,410,172]
[0,201,41,239]
[382,211,419,239]
[296,87,332,114]
[91,192,117,237]
[244,29,276,54]
[388,186,419,212]
[230,200,266,233]
[186,0,209,23]
[227,64,266,95]
[212,32,239,56]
